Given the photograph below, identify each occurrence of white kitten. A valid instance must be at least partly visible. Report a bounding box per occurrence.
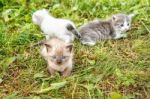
[32,9,81,43]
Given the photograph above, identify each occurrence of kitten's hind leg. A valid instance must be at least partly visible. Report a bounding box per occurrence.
[81,37,96,46]
[81,41,96,46]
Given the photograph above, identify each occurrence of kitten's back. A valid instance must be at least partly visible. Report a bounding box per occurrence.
[79,20,114,40]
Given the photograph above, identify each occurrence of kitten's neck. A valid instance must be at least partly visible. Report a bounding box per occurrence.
[106,19,116,37]
[109,19,122,37]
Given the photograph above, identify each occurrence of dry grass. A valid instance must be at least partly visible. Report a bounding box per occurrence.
[0,0,150,98]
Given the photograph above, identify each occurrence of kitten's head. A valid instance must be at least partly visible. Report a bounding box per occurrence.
[32,9,49,25]
[111,13,134,32]
[41,38,73,65]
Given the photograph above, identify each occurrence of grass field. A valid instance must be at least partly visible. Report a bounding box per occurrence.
[0,0,150,98]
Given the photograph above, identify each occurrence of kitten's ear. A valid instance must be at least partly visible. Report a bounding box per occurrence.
[32,14,41,25]
[66,44,73,52]
[41,41,52,52]
[44,44,51,48]
[128,14,135,19]
[44,43,51,51]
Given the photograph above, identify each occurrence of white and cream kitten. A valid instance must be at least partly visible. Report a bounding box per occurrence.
[40,38,73,77]
[32,9,81,43]
[79,13,134,46]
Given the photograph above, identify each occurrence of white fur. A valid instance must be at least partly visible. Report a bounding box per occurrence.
[40,44,73,72]
[114,14,135,39]
[81,41,96,46]
[114,32,127,39]
[32,9,76,43]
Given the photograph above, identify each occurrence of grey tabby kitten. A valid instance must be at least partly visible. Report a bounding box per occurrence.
[79,13,134,46]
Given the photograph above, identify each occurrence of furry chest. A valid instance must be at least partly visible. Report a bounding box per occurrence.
[50,64,67,72]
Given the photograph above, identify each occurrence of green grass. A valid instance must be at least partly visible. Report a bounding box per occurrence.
[0,0,150,98]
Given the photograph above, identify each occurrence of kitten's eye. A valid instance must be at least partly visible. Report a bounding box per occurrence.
[62,56,66,59]
[62,56,68,59]
[120,24,124,27]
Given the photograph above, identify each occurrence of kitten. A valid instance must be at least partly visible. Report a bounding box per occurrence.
[79,13,134,46]
[40,38,73,77]
[32,9,81,43]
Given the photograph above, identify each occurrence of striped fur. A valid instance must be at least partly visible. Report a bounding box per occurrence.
[79,13,134,46]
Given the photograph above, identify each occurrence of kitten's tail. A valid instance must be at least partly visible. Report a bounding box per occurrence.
[66,24,81,39]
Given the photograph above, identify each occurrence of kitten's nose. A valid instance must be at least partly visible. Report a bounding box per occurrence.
[56,59,62,64]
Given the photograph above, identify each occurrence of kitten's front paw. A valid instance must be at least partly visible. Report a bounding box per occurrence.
[47,66,56,76]
[62,71,71,77]
[62,67,72,77]
[114,33,127,39]
[122,33,127,38]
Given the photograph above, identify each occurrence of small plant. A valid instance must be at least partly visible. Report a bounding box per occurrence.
[0,0,149,98]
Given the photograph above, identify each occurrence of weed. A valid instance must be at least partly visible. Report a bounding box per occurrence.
[0,0,150,98]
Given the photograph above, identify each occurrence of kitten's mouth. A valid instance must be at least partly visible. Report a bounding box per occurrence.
[56,61,62,65]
